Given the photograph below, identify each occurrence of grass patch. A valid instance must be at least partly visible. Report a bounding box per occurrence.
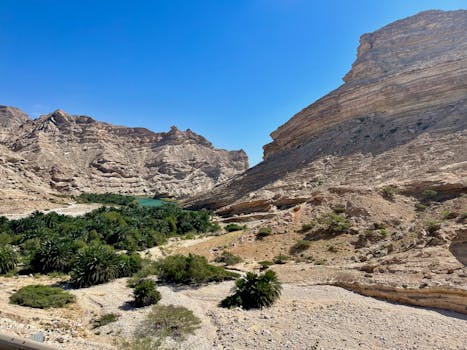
[10,285,74,309]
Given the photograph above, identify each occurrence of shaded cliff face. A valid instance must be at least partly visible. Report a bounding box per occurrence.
[0,108,248,198]
[187,10,467,211]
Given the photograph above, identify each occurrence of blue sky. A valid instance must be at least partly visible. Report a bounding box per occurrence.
[0,0,464,165]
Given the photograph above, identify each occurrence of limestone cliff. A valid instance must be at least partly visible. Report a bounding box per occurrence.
[187,10,467,211]
[0,108,248,198]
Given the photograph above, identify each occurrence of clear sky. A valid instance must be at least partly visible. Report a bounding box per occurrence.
[0,0,464,165]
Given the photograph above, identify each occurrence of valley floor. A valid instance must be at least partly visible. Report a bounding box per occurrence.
[1,274,466,350]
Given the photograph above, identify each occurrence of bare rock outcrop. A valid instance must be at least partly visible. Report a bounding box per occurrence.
[186,10,467,211]
[0,107,248,198]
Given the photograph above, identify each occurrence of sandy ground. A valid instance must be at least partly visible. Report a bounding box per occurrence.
[1,274,466,350]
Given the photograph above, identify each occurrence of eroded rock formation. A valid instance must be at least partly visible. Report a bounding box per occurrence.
[186,10,467,212]
[0,108,248,199]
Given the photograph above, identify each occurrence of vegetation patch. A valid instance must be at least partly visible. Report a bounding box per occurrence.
[156,254,239,285]
[220,270,282,309]
[10,285,74,309]
[0,245,17,274]
[76,192,137,206]
[92,313,120,329]
[258,260,274,271]
[135,304,201,340]
[214,251,242,266]
[256,226,272,239]
[224,223,244,232]
[272,254,289,264]
[380,185,398,200]
[290,240,312,254]
[133,279,161,307]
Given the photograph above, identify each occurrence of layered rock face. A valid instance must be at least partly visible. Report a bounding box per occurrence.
[187,10,467,211]
[0,108,248,198]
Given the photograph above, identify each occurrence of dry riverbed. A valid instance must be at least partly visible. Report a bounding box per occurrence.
[0,275,466,350]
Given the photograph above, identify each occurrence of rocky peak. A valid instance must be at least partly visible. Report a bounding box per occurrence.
[0,105,30,128]
[343,10,467,84]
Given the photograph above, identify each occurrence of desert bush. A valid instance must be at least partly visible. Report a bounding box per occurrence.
[0,245,17,274]
[256,227,272,239]
[135,304,201,340]
[381,185,398,200]
[272,254,289,264]
[10,285,74,308]
[425,221,441,236]
[332,205,346,214]
[133,279,161,307]
[421,189,438,202]
[117,337,164,350]
[70,244,121,288]
[415,203,427,211]
[299,222,315,233]
[318,212,351,235]
[214,251,242,266]
[290,240,312,254]
[224,223,244,232]
[92,313,120,328]
[219,270,282,309]
[127,260,159,287]
[327,245,339,253]
[258,260,274,271]
[156,254,239,285]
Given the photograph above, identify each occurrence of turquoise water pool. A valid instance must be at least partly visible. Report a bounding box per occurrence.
[136,198,165,207]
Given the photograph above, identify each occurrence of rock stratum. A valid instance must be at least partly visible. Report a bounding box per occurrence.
[187,10,467,211]
[183,10,467,315]
[0,107,248,200]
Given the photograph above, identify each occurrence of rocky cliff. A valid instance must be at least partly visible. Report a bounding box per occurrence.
[0,108,248,199]
[187,10,467,212]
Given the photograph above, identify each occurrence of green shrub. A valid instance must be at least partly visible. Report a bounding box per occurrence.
[332,205,346,214]
[92,313,120,329]
[256,227,272,239]
[258,260,274,271]
[318,212,351,235]
[10,285,74,309]
[421,189,438,202]
[117,337,163,350]
[133,279,161,307]
[381,186,398,200]
[290,240,312,254]
[219,270,282,309]
[272,254,289,264]
[299,223,315,233]
[426,221,441,235]
[214,251,242,266]
[415,203,427,211]
[224,224,244,232]
[70,244,121,288]
[0,245,17,274]
[127,260,159,287]
[156,254,239,285]
[135,304,201,340]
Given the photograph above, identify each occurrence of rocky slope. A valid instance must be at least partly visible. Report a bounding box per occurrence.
[0,108,248,200]
[183,10,467,314]
[186,10,467,211]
